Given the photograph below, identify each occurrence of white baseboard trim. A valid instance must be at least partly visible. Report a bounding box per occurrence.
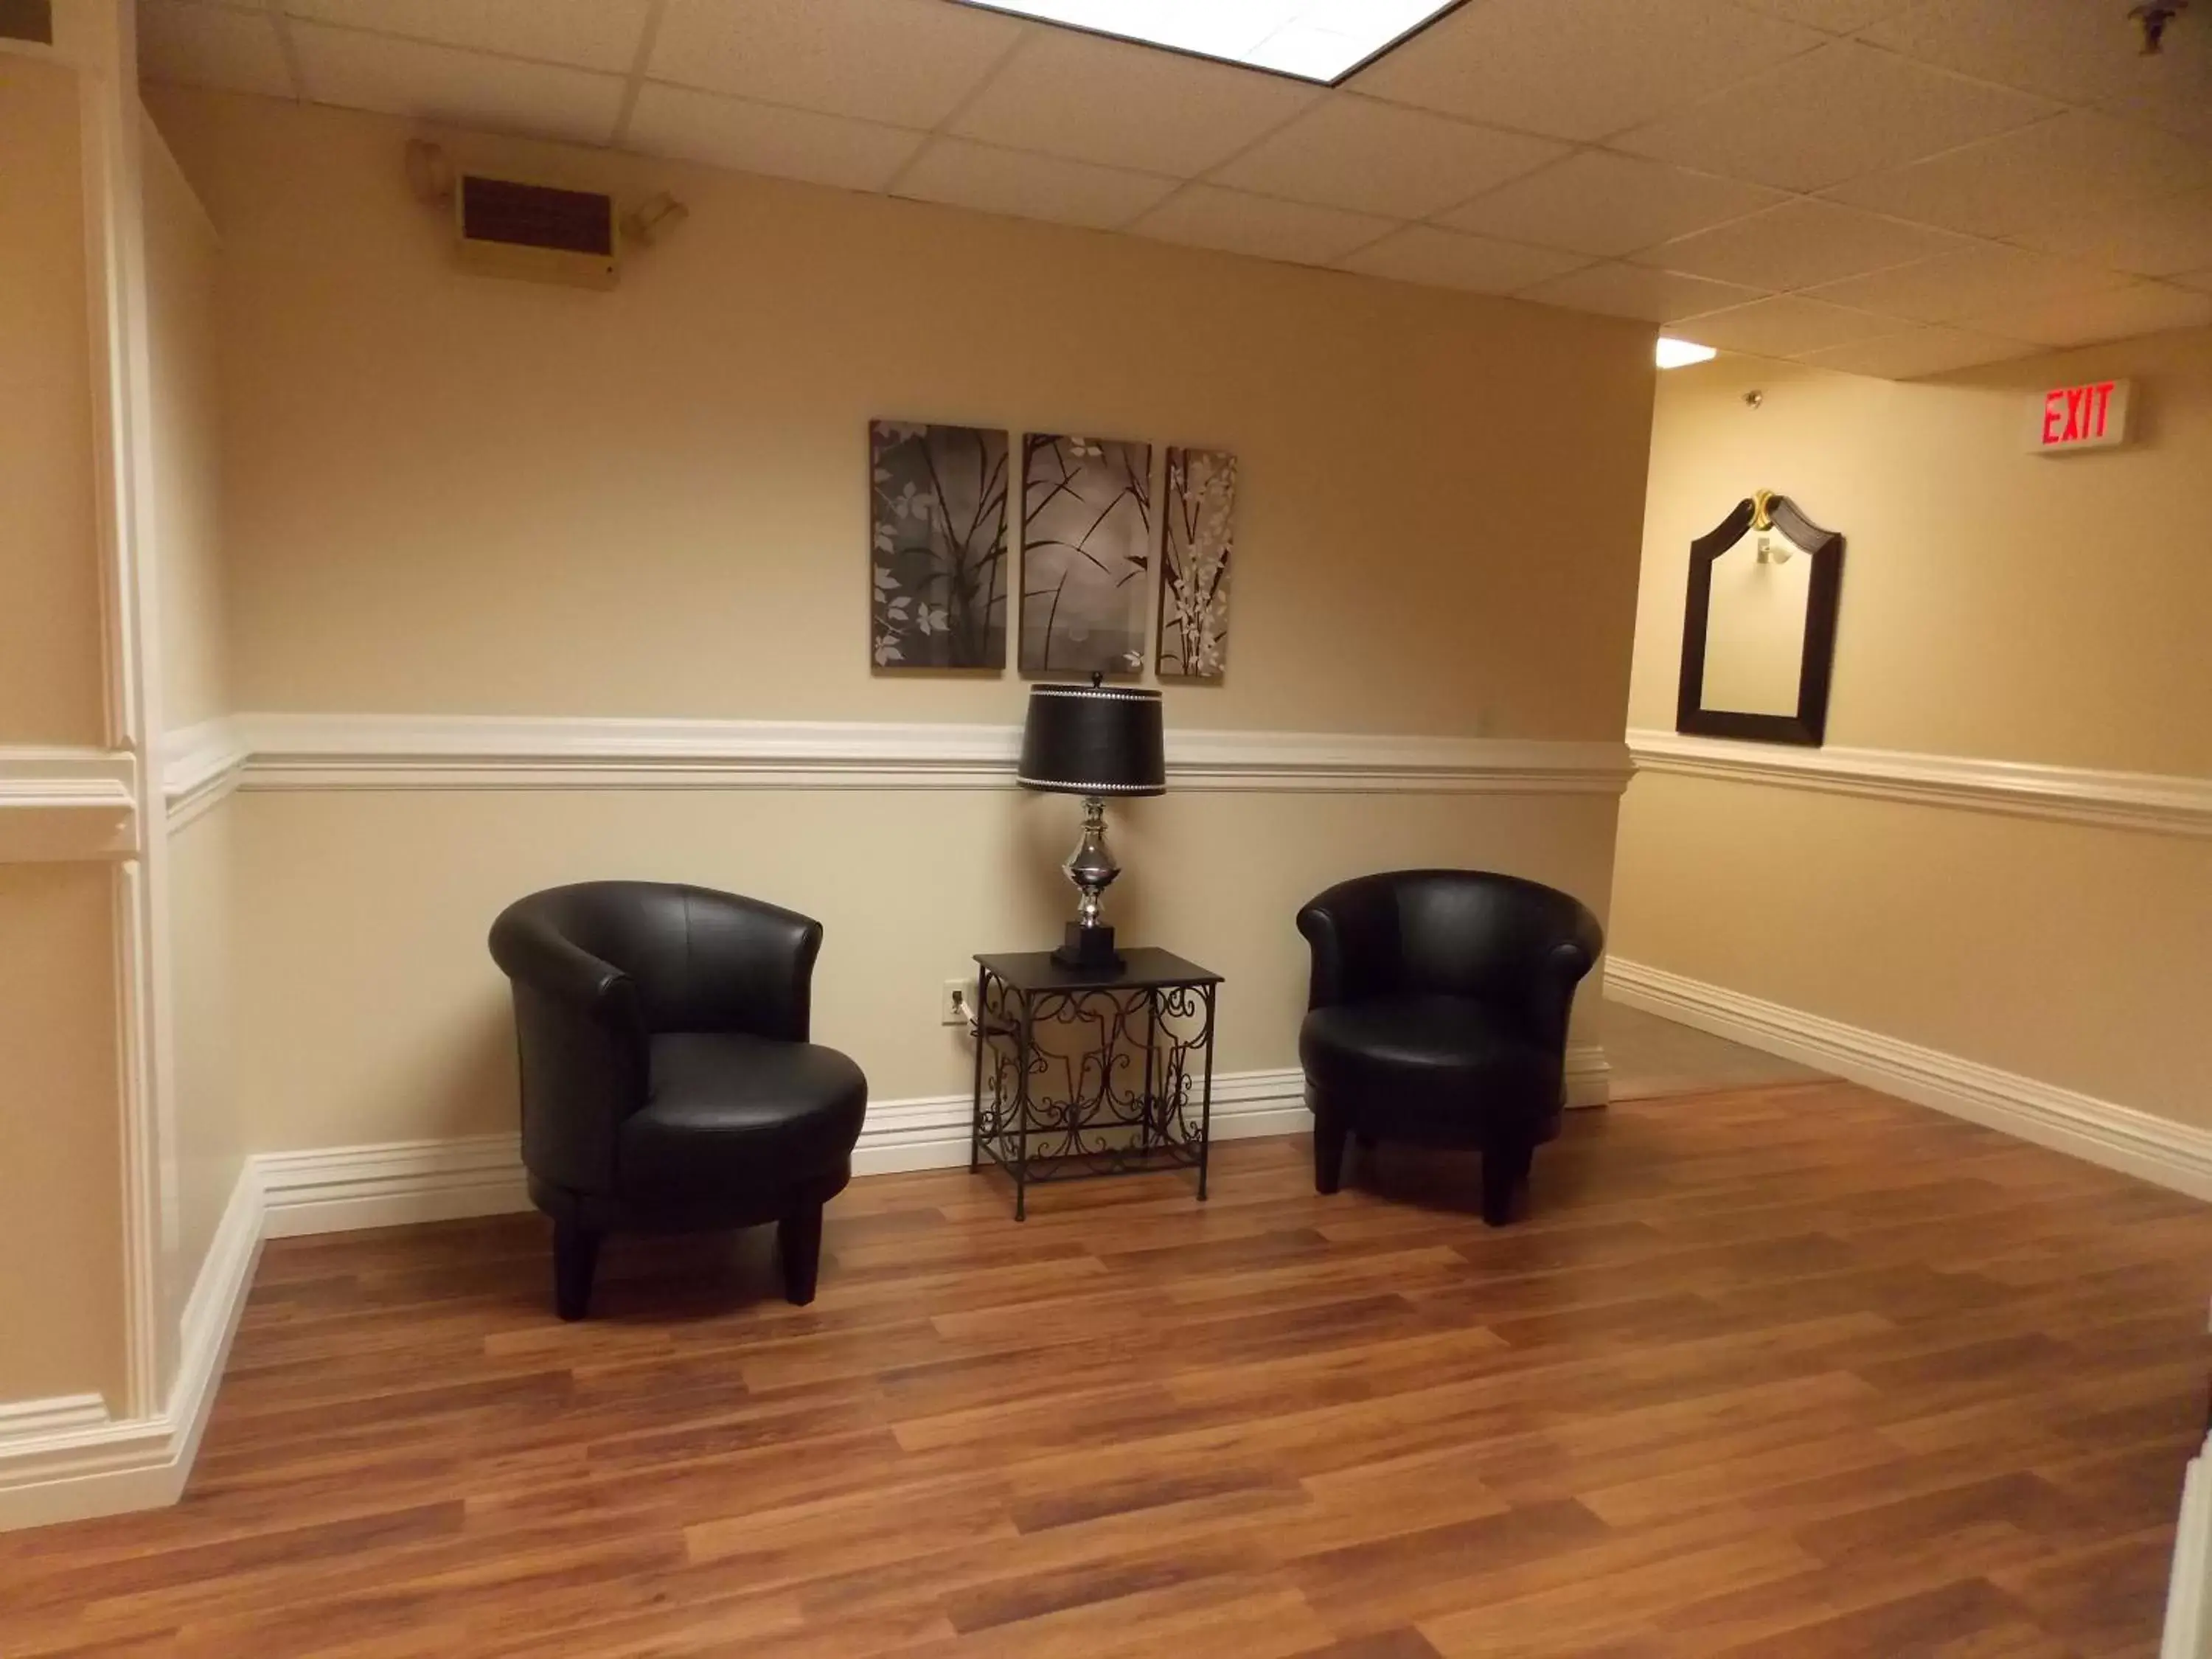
[1606,957,2212,1201]
[0,1396,109,1437]
[0,1164,260,1532]
[257,1133,529,1238]
[254,1049,1609,1231]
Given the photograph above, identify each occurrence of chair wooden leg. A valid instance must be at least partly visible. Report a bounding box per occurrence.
[1481,1141,1534,1228]
[553,1221,600,1321]
[1313,1114,1349,1195]
[779,1205,824,1307]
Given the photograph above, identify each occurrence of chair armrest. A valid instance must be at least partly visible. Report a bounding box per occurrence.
[490,906,649,1194]
[490,908,633,1009]
[1523,934,1599,1055]
[679,891,824,1043]
[1295,888,1396,1010]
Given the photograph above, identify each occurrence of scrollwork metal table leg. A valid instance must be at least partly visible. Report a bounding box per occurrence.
[1198,984,1216,1201]
[1015,993,1034,1222]
[1140,986,1158,1156]
[968,966,989,1174]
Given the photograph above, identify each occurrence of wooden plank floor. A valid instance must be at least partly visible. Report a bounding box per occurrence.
[6,1081,2211,1657]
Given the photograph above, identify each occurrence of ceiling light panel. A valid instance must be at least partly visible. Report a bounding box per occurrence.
[953,1,1461,83]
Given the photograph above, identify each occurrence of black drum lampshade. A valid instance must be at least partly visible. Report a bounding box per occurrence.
[1017,680,1166,970]
[1016,683,1166,799]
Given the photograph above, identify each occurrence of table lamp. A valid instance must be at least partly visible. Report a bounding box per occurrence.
[1017,675,1166,970]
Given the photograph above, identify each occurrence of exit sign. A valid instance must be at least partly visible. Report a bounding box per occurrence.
[2029,378,2132,454]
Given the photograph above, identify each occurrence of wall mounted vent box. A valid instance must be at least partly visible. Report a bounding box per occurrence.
[455,174,617,290]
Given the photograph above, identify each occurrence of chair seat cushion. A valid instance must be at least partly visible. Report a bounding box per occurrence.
[1300,995,1561,1135]
[620,1033,867,1199]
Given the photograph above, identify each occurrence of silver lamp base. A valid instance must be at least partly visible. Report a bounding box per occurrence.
[1051,795,1124,970]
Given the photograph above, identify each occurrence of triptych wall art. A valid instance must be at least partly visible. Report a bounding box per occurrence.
[869,420,1235,681]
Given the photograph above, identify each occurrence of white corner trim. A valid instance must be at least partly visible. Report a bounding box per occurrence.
[216,713,1630,797]
[161,717,249,830]
[1628,728,2212,839]
[0,1163,260,1532]
[2163,1431,2212,1659]
[1606,957,2212,1200]
[0,746,139,863]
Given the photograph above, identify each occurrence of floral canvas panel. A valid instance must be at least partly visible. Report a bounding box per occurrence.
[1157,447,1235,680]
[1020,434,1153,676]
[870,420,1009,669]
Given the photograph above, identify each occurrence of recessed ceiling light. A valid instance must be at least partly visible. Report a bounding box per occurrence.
[952,1,1467,84]
[1656,336,1719,369]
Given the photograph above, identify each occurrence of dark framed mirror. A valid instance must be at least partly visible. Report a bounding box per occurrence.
[1676,491,1845,747]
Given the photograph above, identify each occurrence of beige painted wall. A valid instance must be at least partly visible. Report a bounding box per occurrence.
[166,805,237,1289]
[0,56,106,748]
[0,53,128,1411]
[148,89,1653,740]
[0,866,126,1405]
[1628,333,2212,775]
[143,108,228,733]
[142,100,240,1312]
[142,87,1656,1153]
[235,789,1623,1149]
[1616,333,2212,1127]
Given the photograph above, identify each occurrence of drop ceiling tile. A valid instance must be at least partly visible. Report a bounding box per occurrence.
[1803,246,2132,325]
[1212,97,1567,221]
[1966,280,2212,348]
[1798,327,2032,379]
[282,0,652,73]
[1729,0,1916,32]
[1520,260,1767,322]
[1671,294,1903,357]
[2013,188,2212,279]
[1129,185,1395,268]
[1863,0,2183,107]
[1827,110,2212,240]
[892,138,1177,231]
[649,0,1021,130]
[2098,64,2212,146]
[139,0,294,98]
[1634,198,1970,291]
[951,27,1318,178]
[1440,151,1785,258]
[1615,41,2056,192]
[1349,0,1826,142]
[628,84,925,192]
[290,22,624,143]
[1336,226,1590,293]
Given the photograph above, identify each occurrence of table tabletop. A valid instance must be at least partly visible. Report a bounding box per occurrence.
[973,947,1222,993]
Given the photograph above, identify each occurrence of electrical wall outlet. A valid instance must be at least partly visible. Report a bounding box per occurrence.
[940,978,974,1028]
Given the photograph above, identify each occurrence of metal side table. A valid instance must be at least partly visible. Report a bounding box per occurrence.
[968,948,1221,1221]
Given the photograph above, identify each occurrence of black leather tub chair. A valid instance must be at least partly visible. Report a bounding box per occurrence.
[1295,869,1602,1225]
[489,882,866,1318]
